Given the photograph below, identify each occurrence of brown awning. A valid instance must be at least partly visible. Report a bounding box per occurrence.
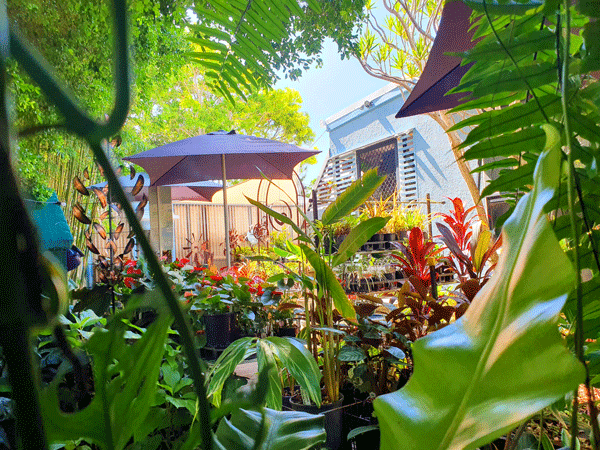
[396,0,476,118]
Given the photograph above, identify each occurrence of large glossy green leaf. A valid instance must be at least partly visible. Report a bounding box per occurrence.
[374,126,584,450]
[321,168,385,226]
[40,292,173,450]
[207,337,256,408]
[332,217,389,266]
[300,244,356,322]
[214,407,326,450]
[257,339,283,410]
[264,337,322,407]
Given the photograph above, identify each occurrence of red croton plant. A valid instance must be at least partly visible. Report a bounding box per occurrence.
[436,197,502,302]
[390,227,442,287]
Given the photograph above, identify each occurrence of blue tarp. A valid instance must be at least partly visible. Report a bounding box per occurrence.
[27,192,73,270]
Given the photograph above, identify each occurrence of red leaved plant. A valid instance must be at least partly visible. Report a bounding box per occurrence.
[391,227,442,288]
[436,197,502,301]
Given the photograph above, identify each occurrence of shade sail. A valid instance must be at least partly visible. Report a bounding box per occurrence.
[123,131,319,186]
[396,0,476,118]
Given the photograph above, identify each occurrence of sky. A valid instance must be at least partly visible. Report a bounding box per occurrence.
[274,38,390,185]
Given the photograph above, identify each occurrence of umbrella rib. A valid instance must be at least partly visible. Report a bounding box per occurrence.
[251,155,290,179]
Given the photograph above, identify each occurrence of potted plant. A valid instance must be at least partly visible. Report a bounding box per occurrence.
[247,168,390,450]
[383,200,429,242]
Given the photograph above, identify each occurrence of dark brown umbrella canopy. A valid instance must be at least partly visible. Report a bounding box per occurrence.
[90,174,222,202]
[396,0,476,118]
[123,131,319,186]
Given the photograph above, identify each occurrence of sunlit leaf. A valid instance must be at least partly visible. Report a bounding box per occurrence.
[374,126,584,450]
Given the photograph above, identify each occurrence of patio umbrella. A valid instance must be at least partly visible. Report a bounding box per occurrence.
[124,130,319,267]
[89,173,223,202]
[396,0,476,118]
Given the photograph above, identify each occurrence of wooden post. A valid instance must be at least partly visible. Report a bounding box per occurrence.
[427,193,433,239]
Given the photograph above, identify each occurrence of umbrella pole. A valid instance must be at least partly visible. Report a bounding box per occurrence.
[222,154,231,268]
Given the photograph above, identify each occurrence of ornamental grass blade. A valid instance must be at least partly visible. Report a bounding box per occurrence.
[374,125,584,450]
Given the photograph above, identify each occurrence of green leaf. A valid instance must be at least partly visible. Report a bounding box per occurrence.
[207,337,255,408]
[161,364,181,388]
[577,0,600,18]
[214,407,326,450]
[460,29,555,62]
[462,127,546,161]
[40,291,174,450]
[473,229,492,273]
[257,340,282,410]
[332,217,389,266]
[264,337,322,408]
[462,0,543,15]
[299,245,356,322]
[384,346,406,361]
[470,159,520,174]
[321,168,385,226]
[338,345,367,362]
[374,125,584,450]
[481,162,535,198]
[347,425,380,441]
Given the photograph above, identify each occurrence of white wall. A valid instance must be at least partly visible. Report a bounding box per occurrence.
[324,84,479,219]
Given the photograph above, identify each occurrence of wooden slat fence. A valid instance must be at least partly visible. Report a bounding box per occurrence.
[173,203,303,268]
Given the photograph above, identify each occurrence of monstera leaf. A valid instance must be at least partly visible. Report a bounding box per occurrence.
[374,126,585,450]
[40,292,173,450]
[214,407,326,450]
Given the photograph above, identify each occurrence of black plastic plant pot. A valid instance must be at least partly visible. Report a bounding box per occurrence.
[290,394,344,450]
[323,238,338,255]
[335,234,347,246]
[275,326,297,337]
[204,311,235,349]
[395,230,408,241]
[382,233,397,241]
[368,233,383,242]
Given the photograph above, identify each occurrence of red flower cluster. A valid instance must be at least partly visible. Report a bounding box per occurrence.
[124,260,142,289]
[173,258,190,269]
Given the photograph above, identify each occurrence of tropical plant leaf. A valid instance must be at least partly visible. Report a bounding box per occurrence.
[480,162,534,198]
[374,126,584,450]
[462,0,543,15]
[264,337,322,408]
[40,291,173,450]
[214,407,326,450]
[462,127,546,160]
[299,244,356,322]
[338,345,367,362]
[257,339,282,410]
[190,0,321,101]
[207,337,256,408]
[332,217,389,266]
[321,169,386,226]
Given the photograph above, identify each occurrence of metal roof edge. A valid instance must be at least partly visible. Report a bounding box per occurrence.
[323,83,407,129]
